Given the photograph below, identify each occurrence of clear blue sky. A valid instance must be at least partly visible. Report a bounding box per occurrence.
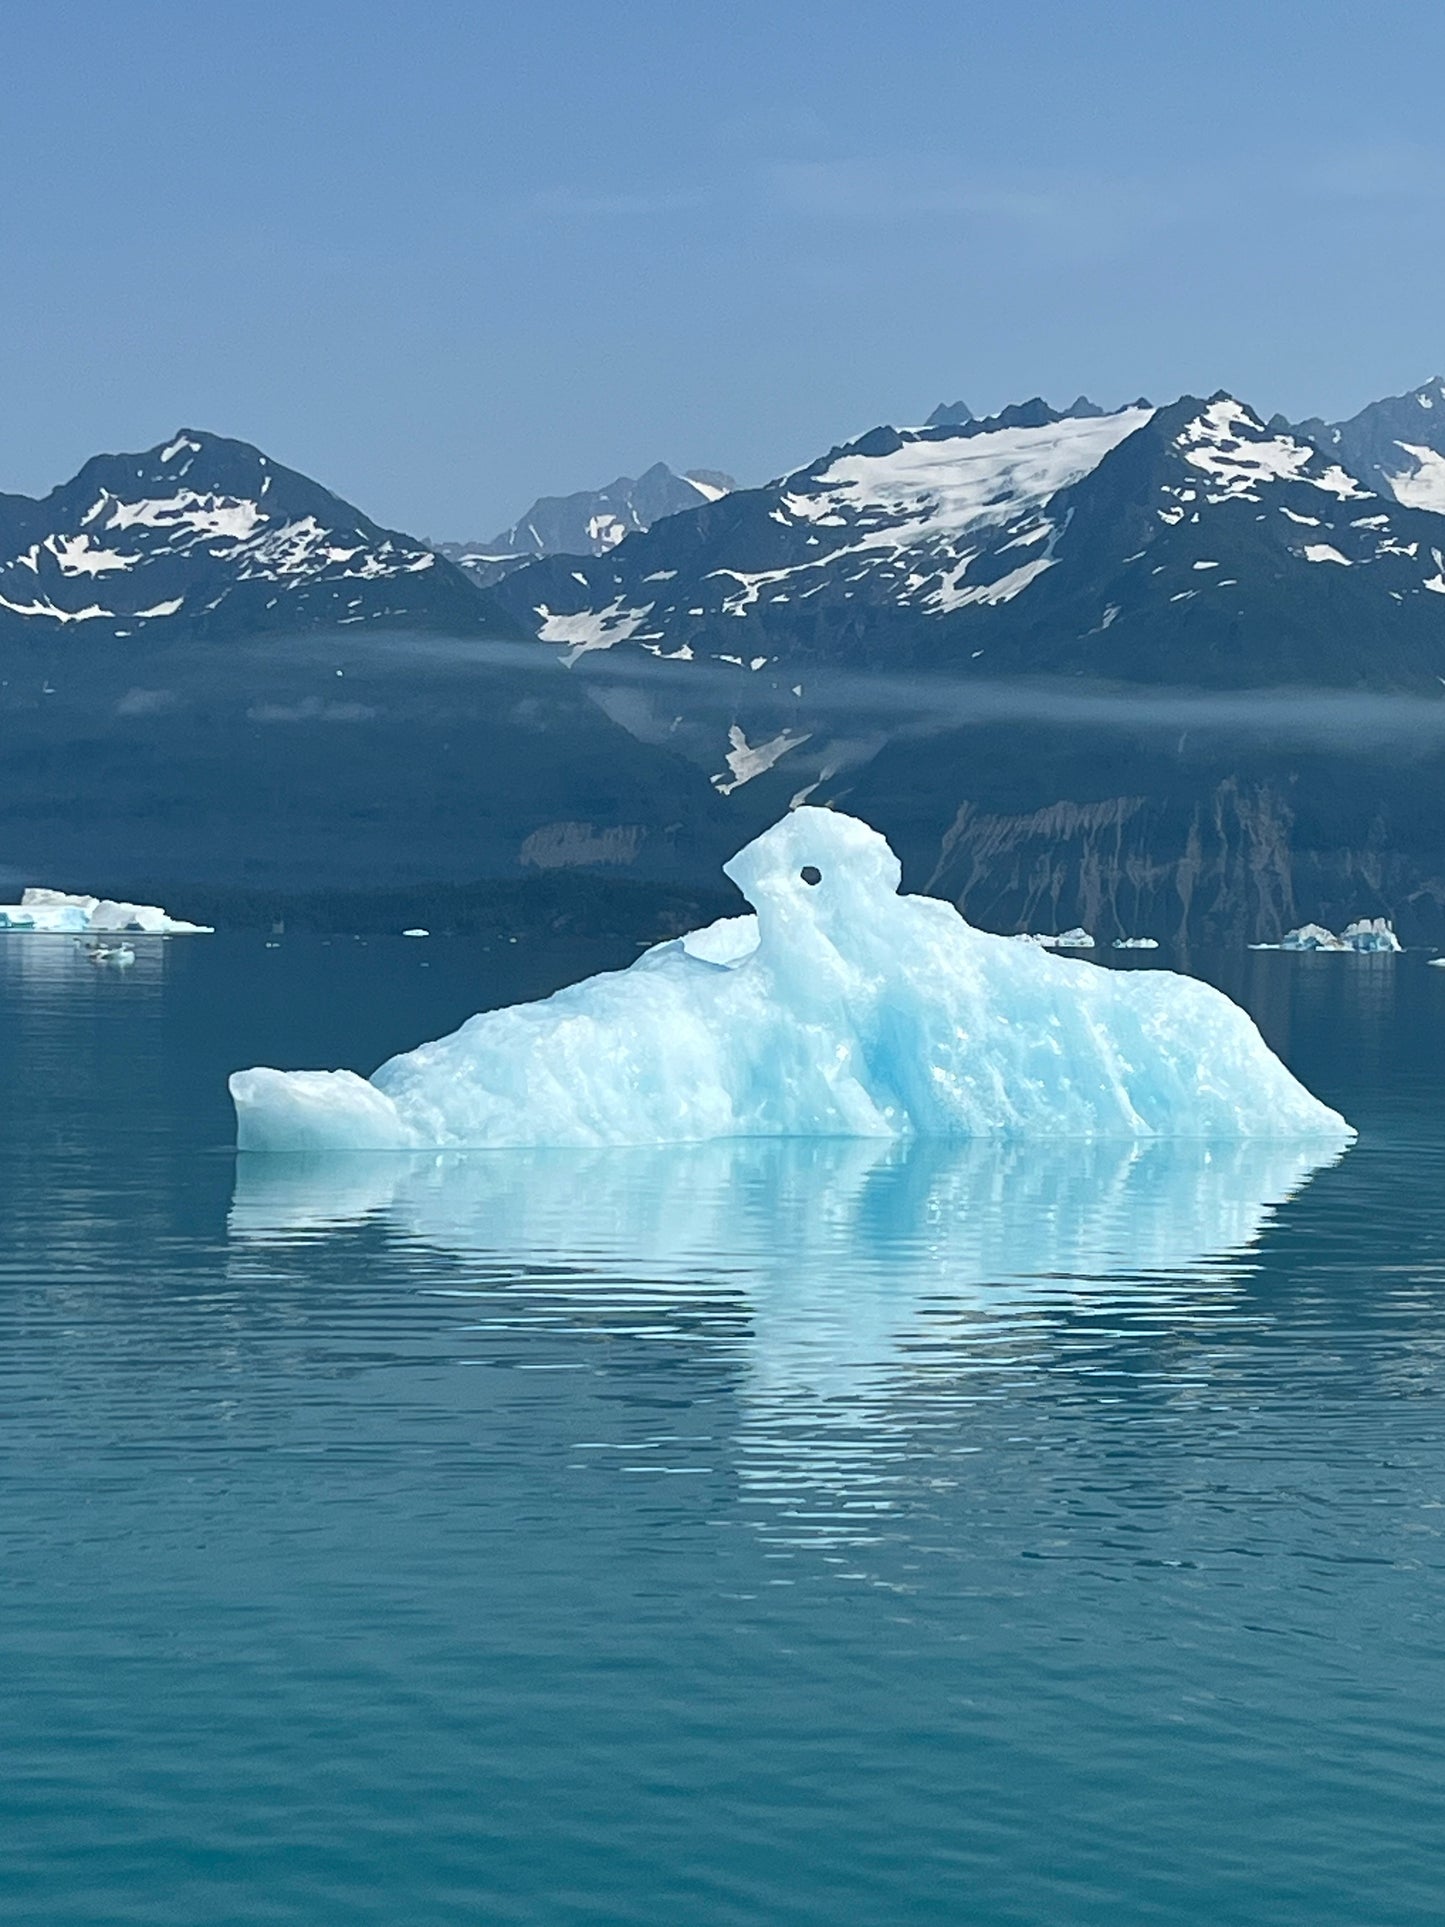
[3,0,1443,538]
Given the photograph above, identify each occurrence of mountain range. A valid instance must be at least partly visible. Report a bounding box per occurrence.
[4,383,1445,943]
[489,388,1445,689]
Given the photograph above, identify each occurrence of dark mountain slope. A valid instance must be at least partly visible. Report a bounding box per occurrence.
[492,394,1445,687]
[0,431,516,645]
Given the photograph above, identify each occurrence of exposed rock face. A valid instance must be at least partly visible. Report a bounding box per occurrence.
[829,725,1445,947]
[923,785,1302,946]
[519,822,647,869]
[1293,377,1445,513]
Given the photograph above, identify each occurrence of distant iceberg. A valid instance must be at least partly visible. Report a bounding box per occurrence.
[231,808,1350,1151]
[1012,926,1094,949]
[0,887,211,935]
[1252,917,1401,954]
[1341,918,1402,954]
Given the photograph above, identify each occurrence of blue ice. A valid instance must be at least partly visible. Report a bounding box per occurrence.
[230,808,1350,1151]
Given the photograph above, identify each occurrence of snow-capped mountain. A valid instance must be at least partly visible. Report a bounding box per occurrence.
[0,431,513,644]
[441,462,736,586]
[491,392,1445,686]
[1293,376,1445,515]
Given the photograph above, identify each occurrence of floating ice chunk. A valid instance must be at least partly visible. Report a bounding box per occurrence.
[402,928,429,938]
[229,1069,424,1152]
[231,808,1350,1150]
[1279,923,1350,952]
[1112,936,1160,949]
[1341,917,1401,954]
[0,886,212,935]
[1259,918,1401,954]
[1013,926,1095,949]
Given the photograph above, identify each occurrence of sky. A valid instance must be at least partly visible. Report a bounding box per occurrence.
[3,0,1445,538]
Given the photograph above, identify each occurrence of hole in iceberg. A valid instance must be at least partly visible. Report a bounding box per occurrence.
[800,865,822,887]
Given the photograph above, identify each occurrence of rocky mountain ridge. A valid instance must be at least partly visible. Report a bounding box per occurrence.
[490,391,1445,688]
[0,430,517,645]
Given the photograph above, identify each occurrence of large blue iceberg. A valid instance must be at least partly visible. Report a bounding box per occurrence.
[230,808,1350,1151]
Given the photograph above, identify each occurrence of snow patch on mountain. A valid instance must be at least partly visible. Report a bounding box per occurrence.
[1385,443,1445,514]
[712,724,811,794]
[536,597,655,660]
[813,409,1152,534]
[1178,400,1367,502]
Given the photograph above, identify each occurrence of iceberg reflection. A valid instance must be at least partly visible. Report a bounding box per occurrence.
[230,1134,1346,1389]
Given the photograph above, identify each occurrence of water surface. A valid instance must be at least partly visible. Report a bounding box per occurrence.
[1,935,1441,1924]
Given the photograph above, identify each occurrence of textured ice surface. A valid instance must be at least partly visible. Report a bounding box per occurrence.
[1256,918,1401,954]
[1342,917,1402,954]
[231,808,1350,1151]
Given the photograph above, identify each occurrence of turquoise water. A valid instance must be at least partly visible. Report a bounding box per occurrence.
[1,935,1442,1924]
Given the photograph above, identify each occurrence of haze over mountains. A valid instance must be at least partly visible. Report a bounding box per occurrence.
[5,377,1445,943]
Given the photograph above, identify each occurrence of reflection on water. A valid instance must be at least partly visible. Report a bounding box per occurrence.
[9,937,1445,1927]
[232,1135,1347,1538]
[231,1134,1345,1337]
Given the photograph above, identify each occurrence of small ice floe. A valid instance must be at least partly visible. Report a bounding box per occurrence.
[1011,927,1094,949]
[402,928,430,939]
[1252,917,1401,953]
[0,888,211,935]
[1112,937,1160,950]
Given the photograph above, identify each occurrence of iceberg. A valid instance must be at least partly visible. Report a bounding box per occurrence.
[1011,927,1094,949]
[1252,917,1402,954]
[1281,923,1348,952]
[0,887,211,935]
[230,808,1350,1151]
[1341,917,1402,954]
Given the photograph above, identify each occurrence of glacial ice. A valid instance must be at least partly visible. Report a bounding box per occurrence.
[230,808,1350,1151]
[0,887,211,935]
[1341,918,1402,954]
[1252,917,1402,954]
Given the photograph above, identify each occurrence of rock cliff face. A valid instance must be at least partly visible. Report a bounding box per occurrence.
[829,728,1445,947]
[922,786,1306,947]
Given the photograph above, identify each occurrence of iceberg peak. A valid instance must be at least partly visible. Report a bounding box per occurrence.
[231,808,1350,1152]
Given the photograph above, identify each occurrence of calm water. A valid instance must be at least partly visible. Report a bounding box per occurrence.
[1,934,1442,1925]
